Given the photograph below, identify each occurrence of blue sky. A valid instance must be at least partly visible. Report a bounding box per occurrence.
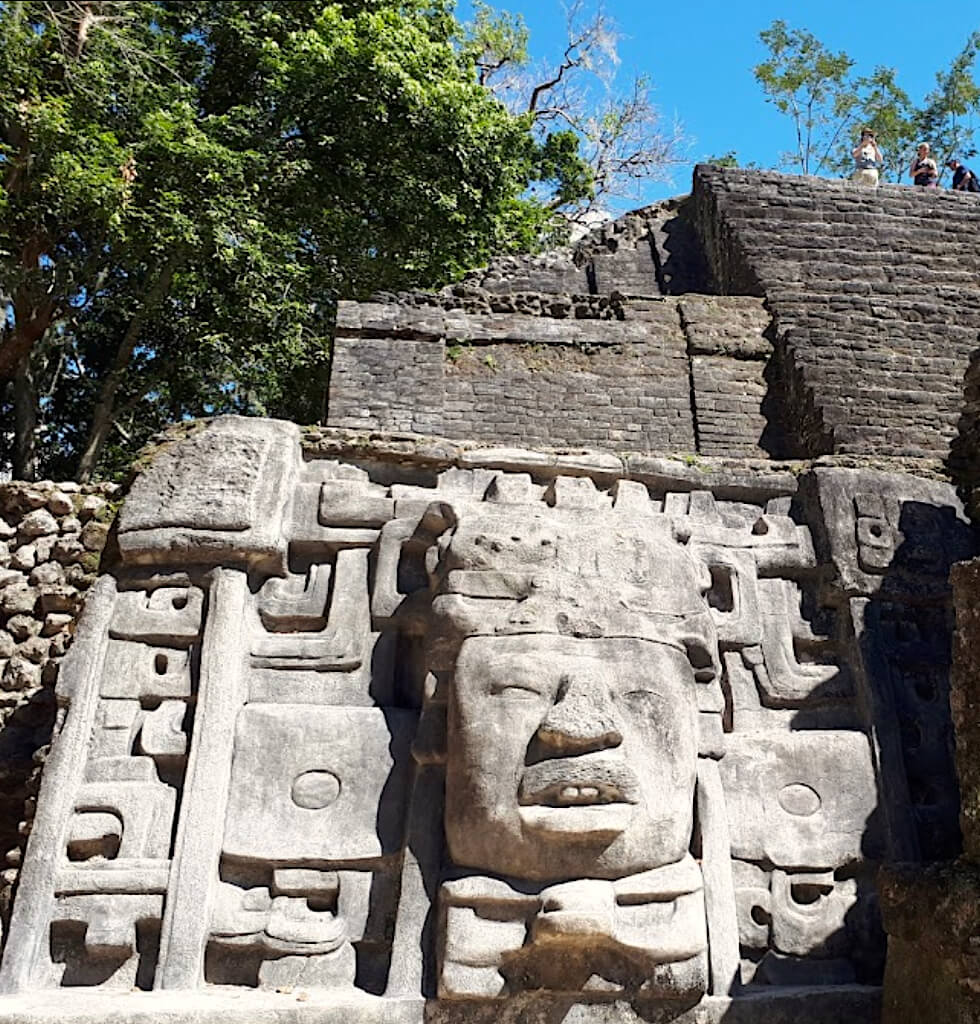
[457,0,980,206]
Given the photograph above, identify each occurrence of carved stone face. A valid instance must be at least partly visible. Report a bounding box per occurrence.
[446,634,699,882]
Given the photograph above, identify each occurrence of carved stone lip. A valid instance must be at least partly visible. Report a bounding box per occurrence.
[518,756,640,807]
[518,803,635,839]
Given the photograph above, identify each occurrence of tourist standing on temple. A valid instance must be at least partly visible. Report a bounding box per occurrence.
[947,158,980,192]
[852,128,883,186]
[910,143,939,187]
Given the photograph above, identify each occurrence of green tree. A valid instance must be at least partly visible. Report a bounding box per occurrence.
[464,0,685,222]
[753,20,856,175]
[1,0,582,481]
[754,20,980,183]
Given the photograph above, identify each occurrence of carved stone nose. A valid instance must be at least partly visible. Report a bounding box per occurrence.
[536,674,623,754]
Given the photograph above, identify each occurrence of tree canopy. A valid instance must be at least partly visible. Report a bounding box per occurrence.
[753,19,980,181]
[465,0,685,221]
[1,0,620,480]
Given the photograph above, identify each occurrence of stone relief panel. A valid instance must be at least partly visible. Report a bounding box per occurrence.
[0,419,971,1023]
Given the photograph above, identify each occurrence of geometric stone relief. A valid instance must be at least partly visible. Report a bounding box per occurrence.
[0,418,971,1024]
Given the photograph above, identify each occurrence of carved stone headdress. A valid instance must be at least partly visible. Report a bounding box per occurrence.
[417,501,720,682]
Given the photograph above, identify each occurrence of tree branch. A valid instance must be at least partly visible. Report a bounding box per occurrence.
[77,254,181,480]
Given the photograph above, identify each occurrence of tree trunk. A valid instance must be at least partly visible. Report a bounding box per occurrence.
[0,298,54,384]
[76,257,180,482]
[12,352,37,482]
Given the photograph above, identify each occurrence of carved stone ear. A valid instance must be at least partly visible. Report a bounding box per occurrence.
[371,502,457,631]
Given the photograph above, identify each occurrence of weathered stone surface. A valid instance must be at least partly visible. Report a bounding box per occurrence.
[952,557,980,860]
[880,862,980,1024]
[8,166,980,1023]
[118,417,301,570]
[19,510,59,539]
[0,478,116,939]
[1,415,966,1024]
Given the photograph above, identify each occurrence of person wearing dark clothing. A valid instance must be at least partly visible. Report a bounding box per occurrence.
[947,159,980,192]
[910,143,939,187]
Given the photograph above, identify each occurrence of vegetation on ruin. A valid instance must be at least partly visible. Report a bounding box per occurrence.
[1,0,673,482]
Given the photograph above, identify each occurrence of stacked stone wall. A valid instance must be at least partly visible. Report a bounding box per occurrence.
[880,558,980,1023]
[0,481,117,928]
[693,166,980,461]
[460,198,708,298]
[330,293,778,457]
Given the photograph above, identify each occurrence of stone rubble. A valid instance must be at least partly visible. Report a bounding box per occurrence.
[0,481,119,926]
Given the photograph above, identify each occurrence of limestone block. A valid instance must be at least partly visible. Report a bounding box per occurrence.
[20,510,59,539]
[89,700,141,763]
[257,564,331,632]
[100,642,193,701]
[69,778,176,860]
[18,636,50,664]
[10,545,36,572]
[1,585,38,616]
[318,480,394,528]
[58,517,82,536]
[439,858,707,999]
[484,473,536,505]
[79,521,108,553]
[2,656,41,692]
[544,476,605,509]
[109,587,203,646]
[720,731,877,869]
[78,495,106,521]
[46,492,74,517]
[251,549,370,671]
[222,706,414,863]
[138,702,188,761]
[29,562,65,587]
[755,578,849,706]
[51,893,162,962]
[288,481,382,554]
[118,417,300,569]
[768,870,857,958]
[6,615,42,642]
[808,468,972,598]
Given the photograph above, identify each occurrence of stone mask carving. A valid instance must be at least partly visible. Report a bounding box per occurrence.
[449,634,699,881]
[426,505,720,882]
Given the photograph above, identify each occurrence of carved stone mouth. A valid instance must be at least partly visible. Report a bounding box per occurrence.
[518,757,639,807]
[529,782,626,806]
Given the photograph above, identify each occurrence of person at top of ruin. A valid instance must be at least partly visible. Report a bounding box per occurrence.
[852,127,883,186]
[947,158,980,192]
[910,142,939,187]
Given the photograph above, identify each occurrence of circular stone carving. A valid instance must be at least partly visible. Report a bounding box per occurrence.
[777,783,821,817]
[291,771,341,810]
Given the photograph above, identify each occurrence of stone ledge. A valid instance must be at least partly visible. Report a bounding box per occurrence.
[0,987,882,1024]
[0,990,423,1024]
[302,426,952,491]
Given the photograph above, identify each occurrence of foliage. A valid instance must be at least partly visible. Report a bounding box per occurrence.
[0,0,589,480]
[704,152,740,168]
[754,19,980,182]
[464,0,685,222]
[753,21,856,175]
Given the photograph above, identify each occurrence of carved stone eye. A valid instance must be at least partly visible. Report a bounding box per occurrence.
[291,771,341,810]
[491,683,540,700]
